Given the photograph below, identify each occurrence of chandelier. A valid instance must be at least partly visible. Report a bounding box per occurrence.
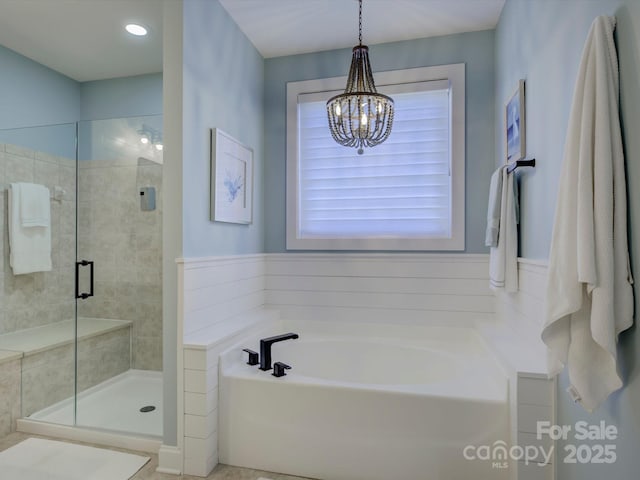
[326,0,394,155]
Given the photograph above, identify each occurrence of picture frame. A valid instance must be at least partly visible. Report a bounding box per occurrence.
[210,128,253,224]
[505,79,526,163]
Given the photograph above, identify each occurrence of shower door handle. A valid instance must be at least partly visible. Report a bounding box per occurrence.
[75,260,94,300]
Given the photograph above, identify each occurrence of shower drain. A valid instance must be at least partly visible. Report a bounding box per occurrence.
[140,405,156,413]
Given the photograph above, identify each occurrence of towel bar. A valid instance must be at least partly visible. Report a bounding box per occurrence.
[507,158,535,174]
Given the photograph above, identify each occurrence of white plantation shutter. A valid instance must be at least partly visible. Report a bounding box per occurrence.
[286,64,465,250]
[298,82,451,238]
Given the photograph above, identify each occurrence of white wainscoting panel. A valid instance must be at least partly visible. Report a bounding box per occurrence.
[180,255,266,340]
[265,254,493,326]
[487,259,549,374]
[483,258,555,480]
[178,255,272,477]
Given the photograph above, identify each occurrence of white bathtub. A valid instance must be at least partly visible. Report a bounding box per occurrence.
[219,321,509,480]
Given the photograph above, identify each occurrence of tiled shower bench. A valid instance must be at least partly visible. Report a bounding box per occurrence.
[0,318,132,433]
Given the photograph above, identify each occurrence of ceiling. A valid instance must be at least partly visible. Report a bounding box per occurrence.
[219,0,506,58]
[0,0,163,82]
[0,0,505,82]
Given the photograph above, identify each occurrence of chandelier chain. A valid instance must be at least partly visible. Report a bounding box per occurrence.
[358,0,362,45]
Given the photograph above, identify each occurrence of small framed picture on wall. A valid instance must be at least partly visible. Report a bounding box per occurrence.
[210,128,254,224]
[505,79,526,163]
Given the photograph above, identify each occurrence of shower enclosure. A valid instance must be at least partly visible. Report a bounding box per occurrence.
[0,115,163,440]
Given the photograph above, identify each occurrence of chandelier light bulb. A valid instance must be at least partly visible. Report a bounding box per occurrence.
[140,136,149,144]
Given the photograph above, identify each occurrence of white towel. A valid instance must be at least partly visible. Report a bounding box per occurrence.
[8,183,52,275]
[542,16,633,412]
[485,166,506,247]
[489,168,518,293]
[17,182,50,227]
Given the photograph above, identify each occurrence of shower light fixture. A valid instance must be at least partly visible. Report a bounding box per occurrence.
[138,125,162,151]
[326,0,394,154]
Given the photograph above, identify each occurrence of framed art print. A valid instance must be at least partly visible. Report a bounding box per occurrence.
[505,79,526,163]
[210,128,253,224]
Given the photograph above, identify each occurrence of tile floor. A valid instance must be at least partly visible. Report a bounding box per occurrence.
[0,432,313,480]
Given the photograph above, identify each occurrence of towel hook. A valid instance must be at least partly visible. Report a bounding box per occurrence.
[51,186,66,202]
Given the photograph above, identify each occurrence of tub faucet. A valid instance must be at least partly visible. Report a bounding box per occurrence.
[259,332,299,370]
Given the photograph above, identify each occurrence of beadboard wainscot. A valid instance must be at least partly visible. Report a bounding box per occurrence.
[177,255,278,477]
[265,253,495,327]
[478,258,556,480]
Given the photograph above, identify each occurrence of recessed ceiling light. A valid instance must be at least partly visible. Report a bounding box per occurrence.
[125,23,148,36]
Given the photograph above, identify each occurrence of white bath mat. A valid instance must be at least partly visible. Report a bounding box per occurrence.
[0,437,150,480]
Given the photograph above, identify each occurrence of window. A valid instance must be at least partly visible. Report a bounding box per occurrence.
[286,64,465,250]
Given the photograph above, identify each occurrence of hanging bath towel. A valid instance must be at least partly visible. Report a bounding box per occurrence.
[485,165,506,247]
[489,167,518,293]
[542,16,633,412]
[8,182,52,275]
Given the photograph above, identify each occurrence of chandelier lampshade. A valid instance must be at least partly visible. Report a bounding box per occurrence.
[326,0,394,154]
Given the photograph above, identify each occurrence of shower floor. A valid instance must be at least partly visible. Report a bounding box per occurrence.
[28,369,163,438]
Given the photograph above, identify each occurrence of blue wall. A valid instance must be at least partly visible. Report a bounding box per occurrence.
[80,73,163,121]
[496,0,640,477]
[78,75,163,162]
[0,44,80,157]
[0,44,162,125]
[181,0,264,257]
[264,30,496,253]
[0,44,80,130]
[0,123,77,159]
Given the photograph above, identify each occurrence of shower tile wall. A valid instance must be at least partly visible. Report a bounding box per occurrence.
[0,358,20,437]
[77,157,162,371]
[0,143,76,334]
[0,143,75,422]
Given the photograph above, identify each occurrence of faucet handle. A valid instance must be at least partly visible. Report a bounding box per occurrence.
[272,361,291,378]
[242,348,259,366]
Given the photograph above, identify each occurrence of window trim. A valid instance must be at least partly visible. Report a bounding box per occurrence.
[286,63,465,251]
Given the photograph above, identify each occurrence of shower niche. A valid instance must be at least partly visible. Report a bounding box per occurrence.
[0,115,163,439]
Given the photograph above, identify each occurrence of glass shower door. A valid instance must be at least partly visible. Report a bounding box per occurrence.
[0,122,78,426]
[0,118,163,439]
[74,115,163,437]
